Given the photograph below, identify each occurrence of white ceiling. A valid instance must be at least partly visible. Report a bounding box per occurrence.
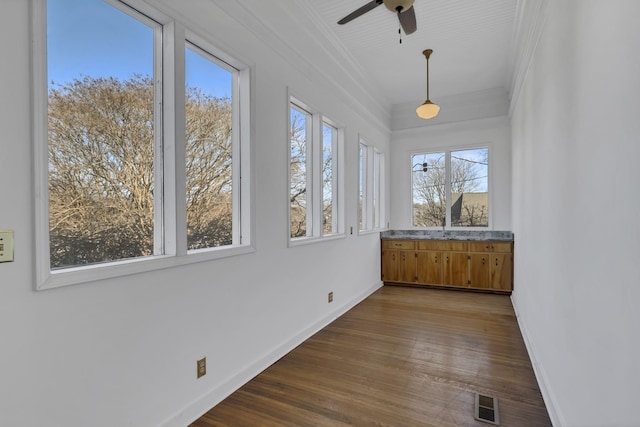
[299,0,519,107]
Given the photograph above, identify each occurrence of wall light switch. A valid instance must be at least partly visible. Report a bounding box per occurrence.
[0,231,14,263]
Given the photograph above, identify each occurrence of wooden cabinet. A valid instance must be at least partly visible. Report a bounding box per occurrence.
[468,241,513,291]
[381,239,513,294]
[444,251,470,287]
[398,249,417,283]
[381,247,399,282]
[381,240,416,283]
[416,250,441,285]
[416,240,444,285]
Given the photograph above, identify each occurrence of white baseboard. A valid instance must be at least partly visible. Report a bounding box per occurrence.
[159,281,383,427]
[511,295,565,427]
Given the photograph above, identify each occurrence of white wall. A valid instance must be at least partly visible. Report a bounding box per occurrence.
[0,1,389,426]
[390,115,512,230]
[511,1,640,425]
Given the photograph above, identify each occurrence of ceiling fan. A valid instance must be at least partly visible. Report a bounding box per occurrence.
[337,0,417,35]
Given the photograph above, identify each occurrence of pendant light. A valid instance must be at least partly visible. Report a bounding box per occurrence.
[416,49,440,119]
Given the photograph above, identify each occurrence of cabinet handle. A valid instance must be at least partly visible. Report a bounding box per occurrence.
[446,256,449,264]
[434,256,438,263]
[482,258,486,265]
[495,259,499,266]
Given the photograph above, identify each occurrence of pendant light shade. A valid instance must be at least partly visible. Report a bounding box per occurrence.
[416,49,440,120]
[416,100,440,119]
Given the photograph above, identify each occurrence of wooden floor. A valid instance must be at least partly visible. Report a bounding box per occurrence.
[190,286,551,426]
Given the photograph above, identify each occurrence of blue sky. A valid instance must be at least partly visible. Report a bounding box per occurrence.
[48,0,231,98]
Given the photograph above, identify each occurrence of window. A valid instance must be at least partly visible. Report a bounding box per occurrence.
[412,147,489,228]
[46,0,158,269]
[372,149,384,229]
[359,142,368,231]
[359,139,385,232]
[34,0,252,289]
[289,97,343,242]
[185,43,236,250]
[322,122,338,235]
[289,103,311,238]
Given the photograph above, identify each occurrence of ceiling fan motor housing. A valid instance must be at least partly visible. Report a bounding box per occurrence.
[383,0,414,13]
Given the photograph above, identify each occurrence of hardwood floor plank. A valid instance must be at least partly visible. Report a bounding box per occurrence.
[190,286,551,426]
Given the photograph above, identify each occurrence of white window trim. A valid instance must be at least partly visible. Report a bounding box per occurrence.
[409,143,492,230]
[359,142,369,232]
[32,0,254,291]
[287,91,345,246]
[358,138,387,235]
[321,117,343,237]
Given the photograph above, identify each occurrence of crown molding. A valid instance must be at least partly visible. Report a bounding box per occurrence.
[392,115,511,142]
[391,87,510,132]
[146,0,391,135]
[508,0,550,116]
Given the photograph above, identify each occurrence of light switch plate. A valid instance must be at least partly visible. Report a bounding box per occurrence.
[0,230,14,263]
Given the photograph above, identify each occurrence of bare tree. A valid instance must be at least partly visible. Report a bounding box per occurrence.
[321,125,334,235]
[412,156,446,227]
[49,75,155,267]
[412,150,488,227]
[185,87,233,249]
[289,112,307,237]
[48,75,234,268]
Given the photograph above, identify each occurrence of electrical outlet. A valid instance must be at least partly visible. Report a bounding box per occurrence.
[0,231,14,263]
[328,291,334,303]
[197,357,206,379]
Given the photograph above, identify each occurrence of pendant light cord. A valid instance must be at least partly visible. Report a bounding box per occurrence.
[426,55,430,100]
[423,49,433,102]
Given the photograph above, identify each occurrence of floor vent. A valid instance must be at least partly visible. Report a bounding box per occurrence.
[474,393,500,425]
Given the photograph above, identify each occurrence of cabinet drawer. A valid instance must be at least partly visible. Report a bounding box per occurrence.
[416,240,466,251]
[382,240,415,250]
[435,241,468,252]
[491,242,512,253]
[469,241,512,253]
[416,240,443,250]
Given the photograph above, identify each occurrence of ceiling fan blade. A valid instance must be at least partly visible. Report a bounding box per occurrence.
[337,0,383,25]
[398,5,417,34]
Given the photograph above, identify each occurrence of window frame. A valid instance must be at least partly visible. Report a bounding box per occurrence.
[287,93,345,246]
[410,144,491,230]
[358,138,386,234]
[321,119,339,236]
[32,0,254,290]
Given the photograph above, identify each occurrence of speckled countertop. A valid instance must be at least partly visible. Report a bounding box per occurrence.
[380,230,514,241]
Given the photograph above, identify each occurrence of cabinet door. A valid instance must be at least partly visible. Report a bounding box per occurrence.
[398,250,417,283]
[491,253,513,290]
[469,253,490,288]
[444,252,468,287]
[416,251,442,285]
[381,248,399,282]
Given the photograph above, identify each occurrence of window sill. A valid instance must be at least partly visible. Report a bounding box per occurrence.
[357,228,386,236]
[36,244,256,291]
[288,233,346,248]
